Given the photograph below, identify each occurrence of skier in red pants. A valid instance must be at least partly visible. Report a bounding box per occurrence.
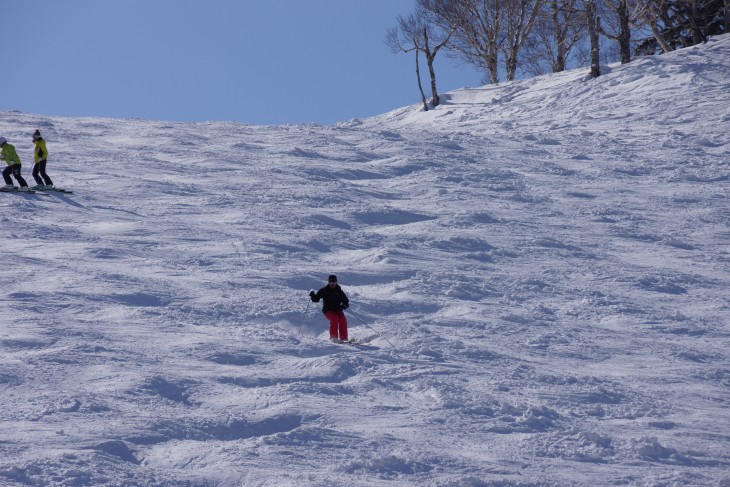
[309,275,350,343]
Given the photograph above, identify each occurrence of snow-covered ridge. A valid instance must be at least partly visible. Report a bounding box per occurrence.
[373,33,730,134]
[0,34,729,486]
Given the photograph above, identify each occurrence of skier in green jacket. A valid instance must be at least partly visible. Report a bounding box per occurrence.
[31,129,54,190]
[0,137,30,191]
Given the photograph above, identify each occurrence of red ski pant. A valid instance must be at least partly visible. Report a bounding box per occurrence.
[325,310,348,341]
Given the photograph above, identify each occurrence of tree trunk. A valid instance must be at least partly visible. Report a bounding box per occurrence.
[617,0,631,63]
[553,0,567,72]
[688,0,708,44]
[423,28,440,107]
[587,1,601,78]
[651,18,674,52]
[415,50,429,111]
[427,55,440,107]
[486,46,500,84]
[506,49,519,80]
[726,0,730,33]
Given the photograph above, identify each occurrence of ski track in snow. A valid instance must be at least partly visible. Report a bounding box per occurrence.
[0,35,729,486]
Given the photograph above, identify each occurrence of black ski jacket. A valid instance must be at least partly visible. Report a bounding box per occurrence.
[311,284,349,314]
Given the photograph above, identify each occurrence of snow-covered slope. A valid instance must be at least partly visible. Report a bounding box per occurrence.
[1,35,729,486]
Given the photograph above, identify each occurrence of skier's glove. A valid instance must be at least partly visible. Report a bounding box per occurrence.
[309,291,316,299]
[342,303,349,310]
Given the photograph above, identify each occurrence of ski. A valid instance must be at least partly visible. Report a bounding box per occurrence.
[343,337,376,346]
[328,334,379,347]
[45,188,74,194]
[0,188,49,195]
[329,338,373,346]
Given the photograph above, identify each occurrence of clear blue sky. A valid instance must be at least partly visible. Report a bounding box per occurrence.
[2,0,482,125]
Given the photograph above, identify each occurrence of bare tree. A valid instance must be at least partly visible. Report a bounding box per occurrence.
[653,9,675,51]
[635,0,724,54]
[601,0,635,63]
[421,0,505,84]
[519,0,585,75]
[503,0,548,79]
[422,0,549,83]
[387,15,429,111]
[551,0,587,71]
[386,9,453,108]
[635,0,676,52]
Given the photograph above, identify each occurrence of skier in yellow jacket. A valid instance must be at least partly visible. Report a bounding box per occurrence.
[0,137,30,191]
[31,129,54,190]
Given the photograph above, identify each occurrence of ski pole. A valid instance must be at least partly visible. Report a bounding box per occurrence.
[347,309,395,348]
[299,299,311,328]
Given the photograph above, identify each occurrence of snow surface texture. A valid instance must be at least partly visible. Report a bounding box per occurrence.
[1,35,729,487]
